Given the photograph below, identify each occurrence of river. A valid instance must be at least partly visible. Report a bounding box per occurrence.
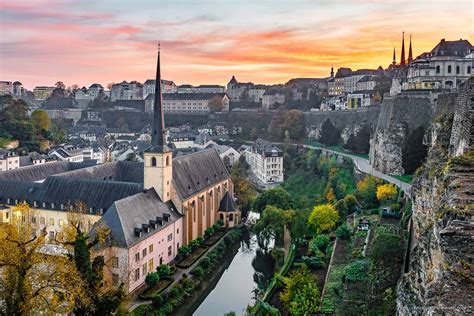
[192,222,275,316]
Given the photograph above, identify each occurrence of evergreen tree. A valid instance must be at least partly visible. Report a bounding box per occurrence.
[318,118,340,146]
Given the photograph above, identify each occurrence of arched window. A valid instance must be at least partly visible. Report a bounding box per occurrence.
[229,213,234,221]
[436,65,440,73]
[219,213,224,220]
[447,65,452,73]
[456,66,460,74]
[165,156,170,166]
[151,157,157,167]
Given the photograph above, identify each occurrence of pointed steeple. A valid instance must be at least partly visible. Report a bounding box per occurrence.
[392,47,396,65]
[400,31,406,66]
[330,66,334,78]
[408,34,413,64]
[150,42,168,152]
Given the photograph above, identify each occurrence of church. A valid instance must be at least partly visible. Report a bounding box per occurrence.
[0,47,240,293]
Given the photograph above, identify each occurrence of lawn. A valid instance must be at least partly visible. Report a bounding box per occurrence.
[176,246,208,268]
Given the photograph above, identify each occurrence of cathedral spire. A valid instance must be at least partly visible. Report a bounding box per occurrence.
[408,34,413,64]
[400,31,406,66]
[151,42,167,151]
[392,47,396,65]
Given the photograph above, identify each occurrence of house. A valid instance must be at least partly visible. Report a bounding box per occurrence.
[110,81,143,101]
[262,93,285,110]
[0,149,19,171]
[357,219,370,231]
[19,152,48,167]
[407,39,473,89]
[145,93,230,114]
[0,81,13,96]
[347,91,375,109]
[244,138,284,184]
[208,144,240,168]
[49,145,84,162]
[226,76,254,101]
[143,79,177,99]
[33,86,55,101]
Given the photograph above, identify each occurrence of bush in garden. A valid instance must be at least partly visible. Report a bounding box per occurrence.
[217,219,225,227]
[157,264,172,278]
[162,303,173,314]
[151,293,163,308]
[212,223,220,231]
[207,252,217,263]
[145,272,160,287]
[344,260,371,282]
[224,235,233,247]
[205,226,215,237]
[178,245,191,257]
[199,257,211,270]
[196,236,204,244]
[390,203,401,212]
[192,266,205,278]
[302,255,324,269]
[189,239,201,251]
[168,285,180,298]
[336,223,352,240]
[309,234,330,254]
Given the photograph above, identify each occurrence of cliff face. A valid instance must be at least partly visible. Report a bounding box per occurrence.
[370,94,432,175]
[397,78,474,315]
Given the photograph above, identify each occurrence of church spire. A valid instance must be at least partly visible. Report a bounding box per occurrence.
[151,42,167,151]
[400,31,406,66]
[392,47,396,65]
[408,34,413,64]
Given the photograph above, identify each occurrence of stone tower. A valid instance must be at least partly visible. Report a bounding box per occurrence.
[143,44,173,202]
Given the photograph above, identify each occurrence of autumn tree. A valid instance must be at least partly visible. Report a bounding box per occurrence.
[230,158,256,218]
[208,96,224,113]
[376,183,397,202]
[280,266,320,315]
[0,203,86,315]
[308,203,339,234]
[31,109,51,131]
[356,175,382,208]
[56,203,125,315]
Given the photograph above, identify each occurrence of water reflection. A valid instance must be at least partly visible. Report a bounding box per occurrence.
[193,227,275,316]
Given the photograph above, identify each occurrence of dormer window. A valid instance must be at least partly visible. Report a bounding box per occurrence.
[142,224,150,233]
[33,201,37,207]
[51,203,55,209]
[134,228,142,237]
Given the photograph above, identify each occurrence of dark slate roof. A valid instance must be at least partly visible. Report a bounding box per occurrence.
[335,67,353,78]
[51,161,144,183]
[172,148,230,200]
[197,85,224,88]
[99,188,181,247]
[0,180,43,203]
[430,39,472,57]
[35,177,142,211]
[162,92,227,101]
[252,138,283,156]
[0,161,93,182]
[219,191,237,212]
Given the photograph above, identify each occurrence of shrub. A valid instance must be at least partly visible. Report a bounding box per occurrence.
[145,272,159,287]
[309,234,330,254]
[390,203,401,213]
[162,303,173,314]
[302,255,323,269]
[336,223,352,240]
[196,236,204,244]
[192,266,204,278]
[217,219,225,227]
[151,293,163,308]
[207,252,217,263]
[178,245,191,257]
[199,257,211,270]
[205,226,215,237]
[189,239,200,251]
[168,285,181,299]
[344,260,371,282]
[157,264,172,278]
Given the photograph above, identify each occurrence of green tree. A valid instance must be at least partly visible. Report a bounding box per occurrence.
[90,90,111,108]
[254,206,293,247]
[308,204,339,234]
[283,109,305,140]
[280,266,320,315]
[253,187,292,213]
[343,124,371,154]
[31,109,51,131]
[356,175,382,208]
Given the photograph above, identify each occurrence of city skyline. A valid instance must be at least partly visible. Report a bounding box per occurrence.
[1,0,473,89]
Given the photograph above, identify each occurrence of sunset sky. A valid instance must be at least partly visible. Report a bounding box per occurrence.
[1,0,473,89]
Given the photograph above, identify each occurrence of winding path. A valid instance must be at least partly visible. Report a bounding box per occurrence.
[300,144,412,196]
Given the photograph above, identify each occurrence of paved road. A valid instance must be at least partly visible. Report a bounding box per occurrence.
[300,144,412,197]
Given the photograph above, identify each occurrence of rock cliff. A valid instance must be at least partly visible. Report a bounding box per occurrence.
[397,78,474,315]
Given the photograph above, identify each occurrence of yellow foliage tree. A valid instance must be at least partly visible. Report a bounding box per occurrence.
[0,203,87,315]
[325,187,336,204]
[308,203,339,234]
[376,184,397,202]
